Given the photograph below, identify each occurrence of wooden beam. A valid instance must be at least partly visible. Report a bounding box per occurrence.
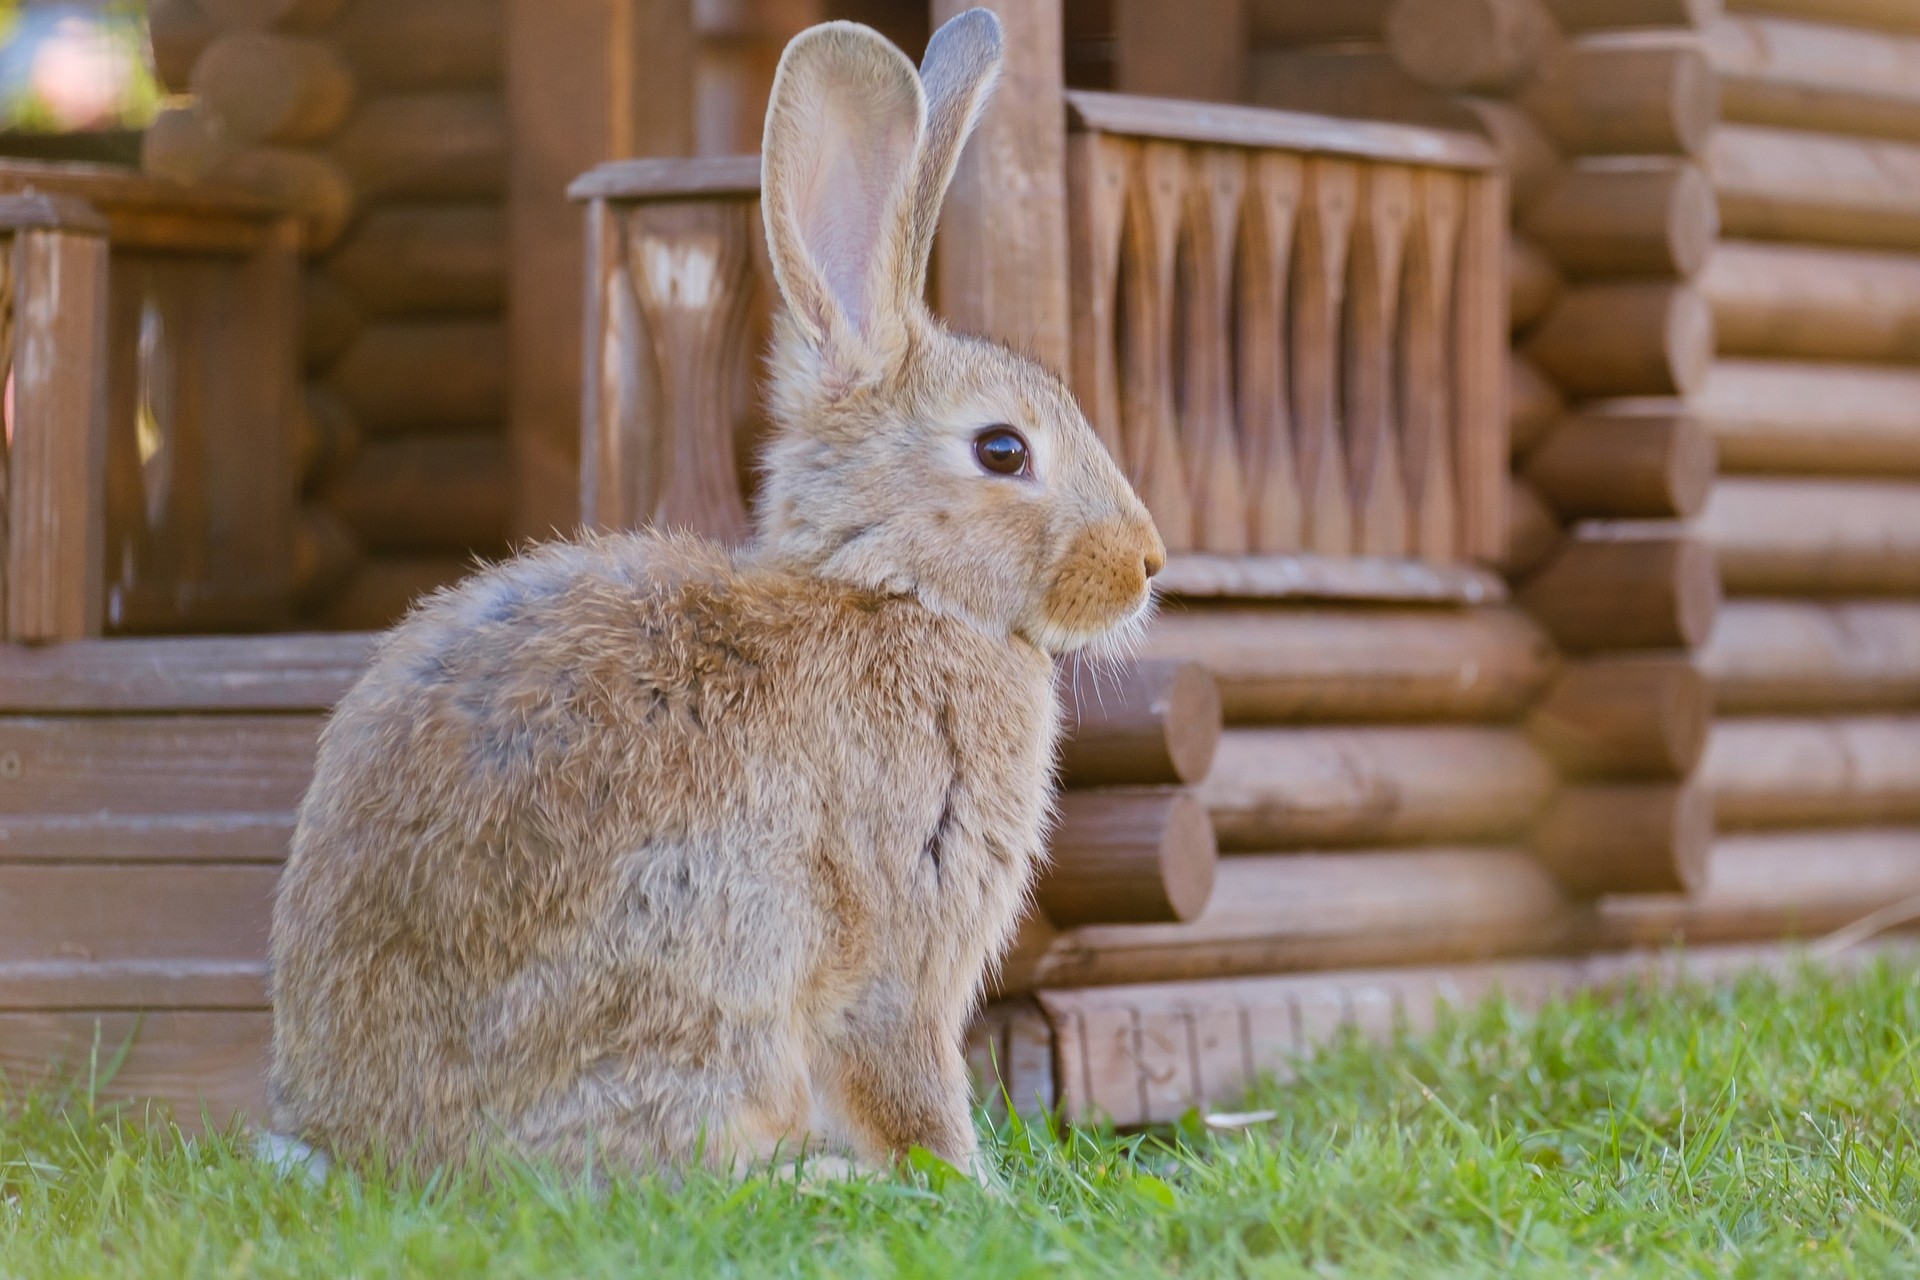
[506,0,693,542]
[1704,599,1920,715]
[933,0,1072,373]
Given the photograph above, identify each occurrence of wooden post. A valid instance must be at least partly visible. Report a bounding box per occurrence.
[0,195,110,642]
[931,0,1072,374]
[507,0,693,543]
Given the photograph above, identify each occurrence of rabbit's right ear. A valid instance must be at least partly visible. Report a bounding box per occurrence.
[762,22,928,376]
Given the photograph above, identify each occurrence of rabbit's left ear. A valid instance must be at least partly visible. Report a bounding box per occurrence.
[905,8,1004,300]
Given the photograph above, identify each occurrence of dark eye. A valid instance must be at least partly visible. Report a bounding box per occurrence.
[973,426,1030,477]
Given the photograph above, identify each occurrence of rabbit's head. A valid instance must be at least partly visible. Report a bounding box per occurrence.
[755,10,1163,656]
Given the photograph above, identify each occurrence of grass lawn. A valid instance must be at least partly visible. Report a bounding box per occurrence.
[6,959,1920,1278]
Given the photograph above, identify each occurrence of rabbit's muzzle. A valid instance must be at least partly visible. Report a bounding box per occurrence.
[1040,516,1165,646]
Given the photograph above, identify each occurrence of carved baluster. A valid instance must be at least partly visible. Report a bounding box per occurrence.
[1401,169,1464,563]
[1066,131,1131,464]
[1455,171,1509,561]
[1291,157,1357,556]
[1182,146,1249,554]
[1345,164,1413,558]
[1119,140,1195,551]
[617,198,755,544]
[1239,152,1303,553]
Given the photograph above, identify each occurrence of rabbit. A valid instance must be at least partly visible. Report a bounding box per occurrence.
[266,7,1164,1180]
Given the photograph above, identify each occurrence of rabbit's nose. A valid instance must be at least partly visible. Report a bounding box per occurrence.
[1143,547,1165,580]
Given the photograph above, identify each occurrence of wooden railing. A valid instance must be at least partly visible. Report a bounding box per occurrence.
[572,95,1508,599]
[0,163,301,639]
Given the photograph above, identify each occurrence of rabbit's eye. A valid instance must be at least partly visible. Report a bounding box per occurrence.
[973,427,1030,477]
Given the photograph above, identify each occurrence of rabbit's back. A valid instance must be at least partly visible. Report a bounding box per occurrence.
[268,530,1057,1169]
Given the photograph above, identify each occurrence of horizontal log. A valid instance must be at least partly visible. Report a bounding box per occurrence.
[1248,0,1390,42]
[0,715,317,815]
[1546,0,1721,28]
[148,0,216,94]
[1058,660,1222,788]
[329,93,507,202]
[1155,555,1506,605]
[334,0,503,93]
[1139,605,1558,724]
[1498,474,1564,578]
[1027,849,1581,988]
[1691,359,1920,475]
[1519,38,1719,159]
[1200,725,1553,849]
[1712,124,1920,252]
[1509,234,1563,333]
[312,555,472,631]
[1709,14,1920,143]
[1522,160,1718,279]
[1461,96,1563,208]
[1523,405,1717,519]
[1596,827,1920,948]
[1509,352,1566,455]
[300,269,362,373]
[1384,0,1556,93]
[140,114,352,249]
[291,503,361,605]
[1520,526,1721,651]
[0,634,370,712]
[1706,715,1920,829]
[191,32,356,145]
[0,864,275,1006]
[1702,240,1920,363]
[1528,654,1711,778]
[326,320,508,433]
[1704,599,1920,714]
[323,433,512,554]
[140,102,234,186]
[1035,789,1217,928]
[0,1011,269,1131]
[323,203,506,317]
[1532,780,1713,894]
[1699,476,1920,595]
[197,0,345,29]
[1525,282,1714,397]
[1725,0,1920,40]
[297,386,362,492]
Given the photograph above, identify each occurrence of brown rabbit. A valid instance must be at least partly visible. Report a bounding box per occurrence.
[267,8,1163,1179]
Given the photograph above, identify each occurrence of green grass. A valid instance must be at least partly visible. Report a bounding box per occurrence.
[6,960,1920,1278]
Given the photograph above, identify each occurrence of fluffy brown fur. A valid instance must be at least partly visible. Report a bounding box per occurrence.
[268,9,1162,1178]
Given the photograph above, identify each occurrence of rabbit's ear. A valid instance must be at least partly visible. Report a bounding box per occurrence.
[762,22,927,361]
[907,9,1004,299]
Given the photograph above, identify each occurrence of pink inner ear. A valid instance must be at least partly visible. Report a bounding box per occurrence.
[788,86,918,335]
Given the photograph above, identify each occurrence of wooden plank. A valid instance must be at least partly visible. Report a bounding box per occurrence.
[506,0,693,542]
[568,154,762,202]
[934,0,1072,372]
[0,633,370,712]
[0,864,276,1003]
[6,226,110,642]
[1292,157,1358,556]
[0,716,318,815]
[1141,604,1557,724]
[1699,476,1920,595]
[0,813,295,864]
[1238,152,1304,552]
[1156,553,1507,604]
[1064,91,1499,171]
[0,1010,270,1130]
[1704,599,1920,714]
